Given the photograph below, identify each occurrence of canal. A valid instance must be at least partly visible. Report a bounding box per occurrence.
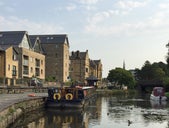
[8,94,169,128]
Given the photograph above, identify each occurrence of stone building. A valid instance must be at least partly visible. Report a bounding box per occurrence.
[0,31,45,86]
[30,34,70,83]
[70,50,90,84]
[70,50,103,85]
[90,60,102,85]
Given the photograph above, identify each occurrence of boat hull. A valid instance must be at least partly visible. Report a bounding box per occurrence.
[46,99,88,108]
[150,94,167,101]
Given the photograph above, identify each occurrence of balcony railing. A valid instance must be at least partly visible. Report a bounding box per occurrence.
[23,70,29,75]
[23,60,29,66]
[12,70,17,76]
[35,68,40,76]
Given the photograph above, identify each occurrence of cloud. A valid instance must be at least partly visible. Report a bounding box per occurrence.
[87,12,109,24]
[0,16,64,34]
[116,0,148,10]
[77,0,99,4]
[66,4,76,11]
[159,3,169,9]
[85,8,169,37]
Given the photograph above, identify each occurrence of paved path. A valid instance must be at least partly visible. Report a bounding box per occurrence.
[0,92,48,112]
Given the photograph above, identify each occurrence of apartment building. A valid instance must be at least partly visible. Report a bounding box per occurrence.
[0,46,18,85]
[0,31,45,86]
[30,34,70,83]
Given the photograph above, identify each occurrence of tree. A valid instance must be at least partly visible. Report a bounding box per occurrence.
[138,61,166,81]
[166,42,169,67]
[107,68,135,89]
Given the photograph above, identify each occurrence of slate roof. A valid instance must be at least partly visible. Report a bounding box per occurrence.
[30,34,69,45]
[90,60,97,68]
[0,45,11,51]
[70,50,88,60]
[29,36,45,54]
[0,31,27,46]
[29,36,37,47]
[86,75,98,81]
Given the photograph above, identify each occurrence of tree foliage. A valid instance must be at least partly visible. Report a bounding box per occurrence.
[107,68,135,89]
[138,61,166,81]
[135,60,169,90]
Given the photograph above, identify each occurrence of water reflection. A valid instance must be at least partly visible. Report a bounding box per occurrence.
[8,95,169,128]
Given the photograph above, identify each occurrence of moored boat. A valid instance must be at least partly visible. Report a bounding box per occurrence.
[46,86,95,108]
[150,87,167,101]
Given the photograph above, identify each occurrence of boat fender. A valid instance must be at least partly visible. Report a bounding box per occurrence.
[53,93,61,100]
[65,93,73,100]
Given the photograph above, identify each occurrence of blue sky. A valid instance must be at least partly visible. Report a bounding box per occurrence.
[0,0,169,77]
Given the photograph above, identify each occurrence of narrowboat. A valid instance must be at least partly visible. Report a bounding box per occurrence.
[150,87,167,101]
[46,86,95,108]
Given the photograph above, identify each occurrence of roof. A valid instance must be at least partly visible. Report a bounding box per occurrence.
[0,31,27,46]
[94,60,101,64]
[86,75,98,81]
[29,36,37,47]
[90,60,97,68]
[30,34,69,45]
[0,45,11,51]
[70,50,88,60]
[90,60,102,68]
[29,36,45,54]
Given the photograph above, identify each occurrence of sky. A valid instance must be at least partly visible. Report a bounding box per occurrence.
[0,0,169,77]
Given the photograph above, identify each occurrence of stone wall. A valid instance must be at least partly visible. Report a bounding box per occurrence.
[0,97,46,128]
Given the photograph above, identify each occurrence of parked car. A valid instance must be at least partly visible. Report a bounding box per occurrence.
[28,78,43,87]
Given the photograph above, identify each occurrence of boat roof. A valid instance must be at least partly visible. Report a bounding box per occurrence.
[153,87,164,90]
[48,86,94,90]
[75,86,94,90]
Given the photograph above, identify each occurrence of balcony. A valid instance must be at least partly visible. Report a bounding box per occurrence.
[23,70,29,75]
[35,68,40,76]
[12,70,17,76]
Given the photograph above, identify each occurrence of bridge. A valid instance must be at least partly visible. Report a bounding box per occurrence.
[137,80,164,93]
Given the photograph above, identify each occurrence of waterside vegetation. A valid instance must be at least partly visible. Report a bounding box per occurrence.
[106,42,169,95]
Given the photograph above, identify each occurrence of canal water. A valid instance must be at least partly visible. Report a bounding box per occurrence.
[8,94,169,128]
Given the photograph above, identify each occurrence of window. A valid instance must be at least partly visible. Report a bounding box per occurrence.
[8,64,10,71]
[12,65,17,76]
[30,67,33,73]
[86,68,88,73]
[41,69,43,74]
[12,53,17,61]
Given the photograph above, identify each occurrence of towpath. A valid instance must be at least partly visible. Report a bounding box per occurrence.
[0,92,48,112]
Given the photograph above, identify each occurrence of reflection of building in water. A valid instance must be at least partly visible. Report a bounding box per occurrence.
[8,97,102,128]
[44,109,86,128]
[85,96,102,126]
[83,112,89,128]
[27,117,45,128]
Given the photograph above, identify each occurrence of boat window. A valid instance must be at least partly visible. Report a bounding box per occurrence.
[78,90,84,99]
